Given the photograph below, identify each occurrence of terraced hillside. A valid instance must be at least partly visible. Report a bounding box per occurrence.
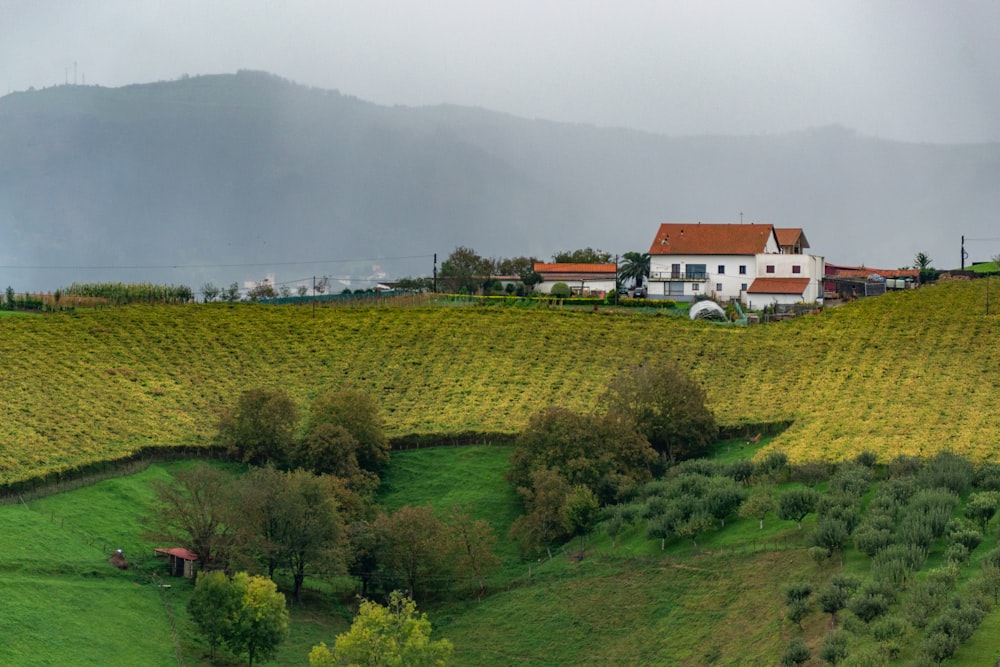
[0,280,996,482]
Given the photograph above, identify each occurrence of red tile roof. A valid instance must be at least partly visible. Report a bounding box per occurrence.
[747,278,811,295]
[648,223,776,255]
[155,547,199,561]
[534,263,617,274]
[775,228,810,249]
[825,264,918,279]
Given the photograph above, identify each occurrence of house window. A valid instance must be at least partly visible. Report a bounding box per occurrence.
[766,265,775,274]
[687,264,707,279]
[792,265,802,274]
[692,283,700,292]
[668,282,684,296]
[741,283,748,291]
[739,265,747,275]
[718,265,725,275]
[716,283,723,292]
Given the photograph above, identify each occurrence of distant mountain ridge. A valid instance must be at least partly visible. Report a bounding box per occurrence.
[1,70,997,291]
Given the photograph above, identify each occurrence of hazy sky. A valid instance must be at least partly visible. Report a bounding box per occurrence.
[2,0,999,144]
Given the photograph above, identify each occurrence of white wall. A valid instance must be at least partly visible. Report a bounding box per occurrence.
[536,278,616,296]
[649,253,757,302]
[649,252,824,304]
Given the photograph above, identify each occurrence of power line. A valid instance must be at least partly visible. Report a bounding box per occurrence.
[0,253,434,272]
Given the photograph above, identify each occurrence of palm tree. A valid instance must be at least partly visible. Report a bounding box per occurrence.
[618,252,651,289]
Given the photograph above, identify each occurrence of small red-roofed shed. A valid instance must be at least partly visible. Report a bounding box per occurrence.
[154,547,199,578]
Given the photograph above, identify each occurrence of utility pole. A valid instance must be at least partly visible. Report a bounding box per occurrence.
[614,253,619,305]
[433,253,438,293]
[961,235,967,270]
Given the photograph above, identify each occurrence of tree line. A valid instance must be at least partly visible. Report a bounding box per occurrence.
[144,386,494,664]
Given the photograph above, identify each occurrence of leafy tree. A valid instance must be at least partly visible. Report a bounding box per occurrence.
[508,406,656,504]
[520,270,543,293]
[346,519,379,597]
[853,521,894,557]
[144,463,236,575]
[393,276,434,292]
[246,280,277,301]
[965,491,1000,530]
[976,564,1000,605]
[603,361,717,464]
[604,510,626,548]
[849,589,889,624]
[919,451,974,495]
[817,574,859,627]
[778,487,820,530]
[509,467,571,559]
[309,591,452,667]
[226,573,289,667]
[440,246,493,294]
[224,281,241,302]
[739,489,776,529]
[281,470,347,602]
[495,256,538,281]
[447,506,500,597]
[754,450,788,481]
[703,477,746,528]
[301,388,390,475]
[673,508,715,549]
[233,466,289,578]
[188,570,241,660]
[913,251,939,284]
[811,518,851,565]
[552,248,612,264]
[785,581,813,604]
[4,285,13,309]
[374,505,453,599]
[218,388,298,465]
[549,281,571,298]
[618,251,651,288]
[201,282,220,303]
[294,422,366,485]
[819,631,849,665]
[562,485,601,555]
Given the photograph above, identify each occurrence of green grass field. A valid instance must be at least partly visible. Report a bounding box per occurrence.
[6,442,1000,665]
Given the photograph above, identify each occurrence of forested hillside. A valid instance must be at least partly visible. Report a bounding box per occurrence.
[1,71,998,290]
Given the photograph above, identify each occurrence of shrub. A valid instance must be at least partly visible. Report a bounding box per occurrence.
[780,638,810,666]
[819,631,850,665]
[888,454,922,479]
[549,282,571,298]
[918,450,974,495]
[854,525,894,558]
[849,590,890,624]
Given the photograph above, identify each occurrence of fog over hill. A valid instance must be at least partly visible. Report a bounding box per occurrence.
[1,71,998,293]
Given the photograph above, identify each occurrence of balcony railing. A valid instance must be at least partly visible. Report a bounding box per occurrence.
[649,271,708,281]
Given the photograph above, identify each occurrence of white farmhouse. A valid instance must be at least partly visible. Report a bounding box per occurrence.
[646,223,823,308]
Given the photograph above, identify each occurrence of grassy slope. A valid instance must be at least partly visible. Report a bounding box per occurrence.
[6,443,1000,665]
[0,280,997,485]
[0,462,351,666]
